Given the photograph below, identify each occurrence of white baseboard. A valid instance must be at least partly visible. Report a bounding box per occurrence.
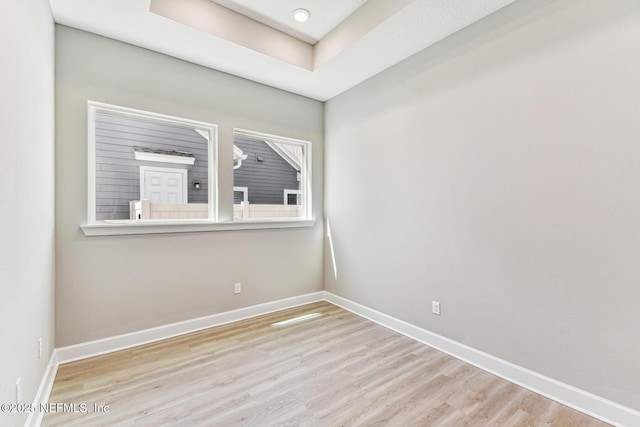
[56,291,325,364]
[324,291,639,427]
[29,291,324,426]
[25,350,59,427]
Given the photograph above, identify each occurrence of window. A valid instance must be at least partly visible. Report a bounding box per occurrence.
[87,101,217,223]
[233,186,248,203]
[284,189,301,205]
[82,102,314,236]
[233,129,311,220]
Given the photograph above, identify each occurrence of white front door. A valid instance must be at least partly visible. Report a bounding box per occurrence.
[140,166,188,204]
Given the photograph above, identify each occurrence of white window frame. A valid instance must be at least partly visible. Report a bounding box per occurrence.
[86,101,217,224]
[234,128,312,220]
[81,102,314,236]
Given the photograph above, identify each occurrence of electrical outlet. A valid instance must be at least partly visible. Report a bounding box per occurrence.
[38,337,42,359]
[432,301,441,316]
[234,282,241,294]
[16,378,21,404]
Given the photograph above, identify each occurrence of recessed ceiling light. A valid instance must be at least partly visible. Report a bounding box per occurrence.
[293,8,310,23]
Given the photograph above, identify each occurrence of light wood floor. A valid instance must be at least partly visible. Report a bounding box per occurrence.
[43,302,610,426]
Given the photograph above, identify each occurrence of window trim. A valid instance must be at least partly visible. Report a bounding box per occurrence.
[80,218,316,236]
[87,101,218,225]
[83,103,315,236]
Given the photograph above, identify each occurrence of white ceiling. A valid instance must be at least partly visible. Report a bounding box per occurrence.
[49,0,519,101]
[211,0,368,44]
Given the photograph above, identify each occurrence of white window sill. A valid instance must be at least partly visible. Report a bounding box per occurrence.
[81,218,316,236]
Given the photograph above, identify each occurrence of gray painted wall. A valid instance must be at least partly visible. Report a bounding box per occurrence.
[324,0,640,411]
[55,26,324,346]
[95,113,209,220]
[233,136,299,205]
[0,0,55,425]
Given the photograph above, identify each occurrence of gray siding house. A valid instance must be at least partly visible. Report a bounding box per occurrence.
[233,135,301,205]
[95,114,301,220]
[95,113,209,220]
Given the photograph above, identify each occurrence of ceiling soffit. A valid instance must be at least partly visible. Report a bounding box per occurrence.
[150,0,413,71]
[210,0,368,44]
[50,0,520,101]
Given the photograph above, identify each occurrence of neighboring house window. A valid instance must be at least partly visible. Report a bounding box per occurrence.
[233,129,311,220]
[87,101,217,223]
[284,190,301,205]
[233,186,248,203]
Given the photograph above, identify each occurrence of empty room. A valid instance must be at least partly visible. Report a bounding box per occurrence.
[1,0,639,426]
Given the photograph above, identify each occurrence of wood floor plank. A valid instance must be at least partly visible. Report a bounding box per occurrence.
[42,302,610,426]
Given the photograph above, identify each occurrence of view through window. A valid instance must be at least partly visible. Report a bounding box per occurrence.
[233,129,311,220]
[88,102,216,223]
[87,103,311,228]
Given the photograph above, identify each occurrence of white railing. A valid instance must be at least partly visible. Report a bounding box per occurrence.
[130,200,207,220]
